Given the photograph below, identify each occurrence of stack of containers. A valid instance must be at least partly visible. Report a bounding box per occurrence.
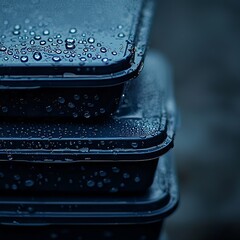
[0,0,179,239]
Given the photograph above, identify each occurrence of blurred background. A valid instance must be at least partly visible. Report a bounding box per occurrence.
[150,0,240,239]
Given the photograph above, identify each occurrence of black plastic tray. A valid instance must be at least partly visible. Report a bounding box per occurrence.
[0,52,176,194]
[0,154,179,240]
[0,0,154,119]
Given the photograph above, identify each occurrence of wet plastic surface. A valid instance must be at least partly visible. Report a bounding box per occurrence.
[0,0,154,118]
[0,153,179,240]
[0,83,126,119]
[0,52,176,193]
[0,224,163,240]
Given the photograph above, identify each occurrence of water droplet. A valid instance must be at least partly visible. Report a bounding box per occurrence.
[46,105,53,112]
[66,44,75,50]
[7,50,13,55]
[69,28,77,34]
[88,37,95,44]
[56,34,62,38]
[33,52,42,61]
[97,182,103,188]
[112,167,120,173]
[58,97,65,104]
[118,33,125,38]
[94,95,100,101]
[100,108,106,114]
[82,48,88,53]
[99,171,107,177]
[30,31,35,36]
[117,25,123,29]
[48,37,53,42]
[110,187,118,193]
[20,56,28,62]
[34,35,41,40]
[123,173,130,179]
[80,57,86,62]
[74,94,80,101]
[97,43,101,47]
[25,18,30,24]
[11,184,18,190]
[68,102,75,109]
[80,147,89,153]
[57,39,63,44]
[134,176,141,183]
[65,38,75,44]
[52,56,61,62]
[131,142,138,148]
[14,24,21,30]
[43,29,50,35]
[112,51,117,55]
[87,180,95,187]
[0,46,7,51]
[14,175,21,181]
[84,112,91,118]
[100,47,107,53]
[102,57,108,63]
[55,49,62,54]
[1,106,8,113]
[30,39,35,45]
[27,206,34,213]
[13,30,20,35]
[25,179,34,187]
[103,178,111,184]
[40,40,46,45]
[73,112,78,118]
[21,49,27,54]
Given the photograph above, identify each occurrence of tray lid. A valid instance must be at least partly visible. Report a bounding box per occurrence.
[0,0,154,87]
[0,154,179,225]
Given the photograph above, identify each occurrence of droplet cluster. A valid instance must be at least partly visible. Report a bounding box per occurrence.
[0,21,130,65]
[0,163,144,193]
[0,87,123,118]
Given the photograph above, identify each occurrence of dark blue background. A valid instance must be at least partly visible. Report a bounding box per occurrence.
[150,1,240,239]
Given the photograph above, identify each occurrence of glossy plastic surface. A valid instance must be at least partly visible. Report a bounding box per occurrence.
[0,52,176,161]
[0,0,155,118]
[0,153,179,225]
[0,52,176,193]
[0,223,163,240]
[0,0,154,81]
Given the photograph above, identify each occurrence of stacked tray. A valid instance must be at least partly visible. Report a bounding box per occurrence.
[0,51,178,239]
[0,52,176,194]
[0,1,179,238]
[0,0,154,119]
[0,153,178,240]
